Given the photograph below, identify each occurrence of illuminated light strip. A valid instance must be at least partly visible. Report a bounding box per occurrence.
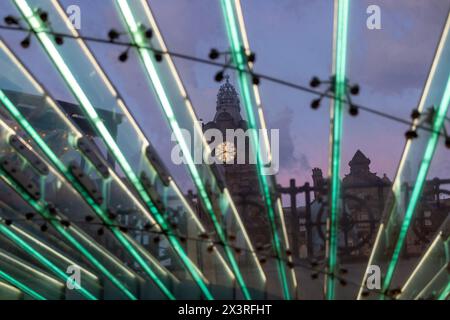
[11,226,98,281]
[0,269,46,300]
[325,0,349,300]
[360,13,450,299]
[115,99,150,155]
[109,167,157,228]
[234,0,272,163]
[52,0,117,97]
[0,224,97,300]
[13,0,209,300]
[381,76,450,296]
[116,0,253,300]
[220,0,291,300]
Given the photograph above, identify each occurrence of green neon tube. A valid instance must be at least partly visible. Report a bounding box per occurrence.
[13,0,208,299]
[381,76,450,294]
[324,0,349,300]
[116,0,250,300]
[220,0,291,299]
[121,0,268,295]
[0,224,97,300]
[0,269,46,300]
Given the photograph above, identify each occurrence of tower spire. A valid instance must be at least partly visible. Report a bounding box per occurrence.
[214,75,242,123]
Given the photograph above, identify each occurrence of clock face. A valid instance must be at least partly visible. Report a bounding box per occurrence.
[215,141,236,163]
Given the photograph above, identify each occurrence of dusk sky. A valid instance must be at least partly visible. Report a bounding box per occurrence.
[1,0,449,195]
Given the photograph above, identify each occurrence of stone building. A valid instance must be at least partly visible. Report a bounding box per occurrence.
[283,150,449,261]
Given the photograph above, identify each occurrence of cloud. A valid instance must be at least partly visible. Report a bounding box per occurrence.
[351,0,450,94]
[298,153,312,172]
[270,106,312,173]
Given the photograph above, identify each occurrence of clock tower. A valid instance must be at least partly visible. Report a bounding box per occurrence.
[203,76,270,246]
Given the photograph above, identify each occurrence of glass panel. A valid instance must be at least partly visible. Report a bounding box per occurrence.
[358,12,450,300]
[219,0,297,299]
[113,0,268,299]
[235,0,334,300]
[0,117,144,299]
[7,0,237,299]
[0,240,63,300]
[399,217,449,299]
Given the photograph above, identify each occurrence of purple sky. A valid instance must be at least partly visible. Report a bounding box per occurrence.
[1,0,449,195]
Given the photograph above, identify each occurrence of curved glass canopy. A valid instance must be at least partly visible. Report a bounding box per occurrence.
[0,0,449,301]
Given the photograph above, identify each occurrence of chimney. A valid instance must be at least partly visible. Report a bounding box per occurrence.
[312,168,324,200]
